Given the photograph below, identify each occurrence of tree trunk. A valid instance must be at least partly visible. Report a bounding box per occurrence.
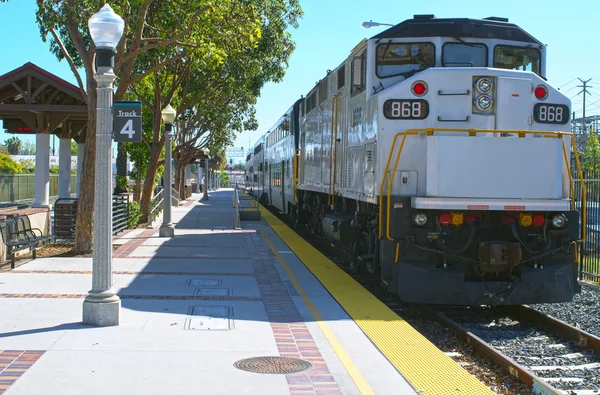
[134,168,142,203]
[179,165,186,200]
[74,77,97,254]
[140,149,161,223]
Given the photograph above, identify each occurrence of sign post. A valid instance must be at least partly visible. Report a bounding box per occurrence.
[113,101,142,142]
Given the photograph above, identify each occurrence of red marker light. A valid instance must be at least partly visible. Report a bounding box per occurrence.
[412,81,428,96]
[533,215,545,227]
[534,85,548,100]
[502,215,516,224]
[465,214,479,223]
[439,213,451,225]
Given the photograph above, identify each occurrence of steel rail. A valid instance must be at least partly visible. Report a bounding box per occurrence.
[417,305,562,394]
[418,305,600,395]
[507,305,600,355]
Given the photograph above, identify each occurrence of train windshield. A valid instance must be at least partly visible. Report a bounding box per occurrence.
[442,43,487,67]
[494,45,541,74]
[375,42,435,78]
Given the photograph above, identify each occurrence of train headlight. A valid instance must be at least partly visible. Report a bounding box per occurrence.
[551,214,567,228]
[475,95,493,112]
[475,78,492,93]
[413,213,428,226]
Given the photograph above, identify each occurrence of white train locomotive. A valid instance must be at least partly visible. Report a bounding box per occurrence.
[246,15,583,306]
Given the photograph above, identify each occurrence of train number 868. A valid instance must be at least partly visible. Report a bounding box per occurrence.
[533,103,569,125]
[383,99,429,120]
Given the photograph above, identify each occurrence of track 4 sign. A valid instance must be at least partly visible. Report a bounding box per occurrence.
[113,101,143,142]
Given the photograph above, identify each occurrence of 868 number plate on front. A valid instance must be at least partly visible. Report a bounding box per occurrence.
[383,99,429,120]
[533,103,569,125]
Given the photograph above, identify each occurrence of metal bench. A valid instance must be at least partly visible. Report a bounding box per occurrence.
[0,217,39,268]
[15,215,54,247]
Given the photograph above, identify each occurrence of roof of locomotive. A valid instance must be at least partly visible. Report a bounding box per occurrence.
[371,16,543,46]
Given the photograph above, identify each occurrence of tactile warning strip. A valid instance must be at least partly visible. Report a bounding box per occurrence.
[0,350,45,394]
[259,206,494,395]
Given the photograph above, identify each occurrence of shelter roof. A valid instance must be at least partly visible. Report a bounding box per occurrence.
[0,62,87,141]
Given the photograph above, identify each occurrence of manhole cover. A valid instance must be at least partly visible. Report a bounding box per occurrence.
[233,356,313,374]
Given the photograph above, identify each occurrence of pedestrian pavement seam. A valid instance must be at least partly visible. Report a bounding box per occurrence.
[244,233,343,395]
[0,293,261,301]
[112,229,157,258]
[0,350,45,394]
[7,270,254,276]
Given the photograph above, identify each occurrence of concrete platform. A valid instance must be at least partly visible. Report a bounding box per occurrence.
[0,189,490,395]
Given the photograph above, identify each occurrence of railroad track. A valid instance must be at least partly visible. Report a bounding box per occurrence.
[419,305,600,395]
[259,201,599,394]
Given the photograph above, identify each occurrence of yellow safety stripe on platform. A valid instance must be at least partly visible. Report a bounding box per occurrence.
[259,206,494,395]
[260,230,375,395]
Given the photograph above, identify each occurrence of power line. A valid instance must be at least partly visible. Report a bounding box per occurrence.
[559,78,578,89]
[577,78,593,132]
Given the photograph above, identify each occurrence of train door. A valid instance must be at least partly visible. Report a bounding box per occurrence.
[281,160,286,213]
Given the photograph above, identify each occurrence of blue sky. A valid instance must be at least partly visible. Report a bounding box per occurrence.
[1,0,600,162]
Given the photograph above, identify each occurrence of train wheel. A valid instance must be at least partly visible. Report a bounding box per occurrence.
[366,259,377,275]
[348,241,361,274]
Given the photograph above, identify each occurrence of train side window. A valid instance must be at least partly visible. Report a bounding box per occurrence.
[442,42,487,67]
[494,45,541,75]
[319,80,328,105]
[351,52,366,96]
[375,42,434,79]
[337,64,346,90]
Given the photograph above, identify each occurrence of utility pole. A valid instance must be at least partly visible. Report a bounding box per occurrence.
[577,78,593,134]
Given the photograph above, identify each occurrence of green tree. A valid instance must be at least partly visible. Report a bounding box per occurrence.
[11,0,302,253]
[71,140,78,155]
[21,141,36,155]
[580,132,600,174]
[4,136,22,155]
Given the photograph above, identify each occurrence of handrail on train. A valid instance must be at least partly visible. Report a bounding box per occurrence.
[328,95,340,208]
[377,128,586,243]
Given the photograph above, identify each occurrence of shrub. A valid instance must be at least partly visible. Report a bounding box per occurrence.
[128,200,141,228]
[116,175,128,191]
[0,154,23,173]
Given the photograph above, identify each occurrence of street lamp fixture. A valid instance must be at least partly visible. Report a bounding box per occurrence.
[82,3,124,327]
[362,20,394,28]
[159,104,177,237]
[161,104,176,124]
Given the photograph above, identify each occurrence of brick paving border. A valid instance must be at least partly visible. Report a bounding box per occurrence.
[0,350,45,394]
[112,229,157,258]
[244,234,342,395]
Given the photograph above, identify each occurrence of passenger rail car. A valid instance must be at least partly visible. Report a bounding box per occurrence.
[250,15,583,306]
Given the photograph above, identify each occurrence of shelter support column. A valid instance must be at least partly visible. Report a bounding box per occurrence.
[58,137,72,198]
[76,143,85,197]
[33,133,50,207]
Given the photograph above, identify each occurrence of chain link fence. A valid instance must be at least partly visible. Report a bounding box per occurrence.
[0,174,77,205]
[574,172,600,283]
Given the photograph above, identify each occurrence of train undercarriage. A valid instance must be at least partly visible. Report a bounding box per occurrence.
[286,189,581,306]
